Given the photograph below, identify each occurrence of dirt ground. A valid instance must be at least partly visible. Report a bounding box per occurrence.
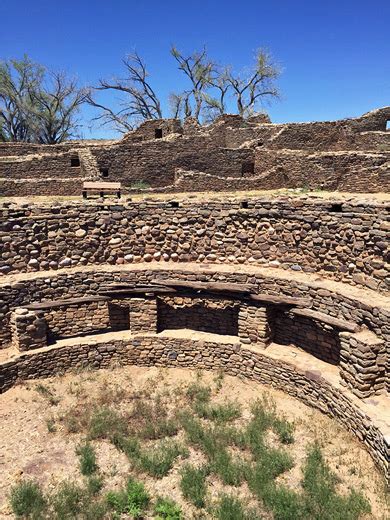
[1,188,390,206]
[0,366,388,519]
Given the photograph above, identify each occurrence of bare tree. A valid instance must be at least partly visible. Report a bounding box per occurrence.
[202,66,230,122]
[29,72,88,144]
[88,52,162,133]
[0,55,44,142]
[170,46,215,121]
[169,91,192,119]
[226,49,280,117]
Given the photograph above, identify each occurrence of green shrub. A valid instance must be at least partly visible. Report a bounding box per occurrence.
[88,407,127,440]
[113,434,141,459]
[302,443,371,520]
[87,475,104,495]
[210,448,246,486]
[131,398,179,440]
[10,480,46,519]
[76,442,98,476]
[35,384,60,406]
[180,464,208,508]
[51,481,86,519]
[274,418,294,444]
[214,494,260,520]
[261,484,304,520]
[106,477,150,518]
[137,440,188,478]
[195,401,241,423]
[186,382,211,406]
[154,496,182,519]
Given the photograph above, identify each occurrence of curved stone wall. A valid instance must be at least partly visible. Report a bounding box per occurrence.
[1,198,389,292]
[0,331,388,484]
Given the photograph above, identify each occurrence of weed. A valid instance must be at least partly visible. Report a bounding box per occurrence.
[10,480,46,519]
[51,481,86,519]
[274,418,295,444]
[87,474,104,495]
[302,443,371,520]
[131,397,179,440]
[130,180,150,190]
[213,494,261,520]
[46,417,56,433]
[106,476,150,518]
[137,440,188,478]
[76,442,98,476]
[154,496,182,519]
[195,401,241,423]
[186,382,211,406]
[180,464,208,508]
[35,384,60,406]
[88,406,128,440]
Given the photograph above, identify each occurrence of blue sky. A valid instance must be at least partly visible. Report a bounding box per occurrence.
[1,0,389,138]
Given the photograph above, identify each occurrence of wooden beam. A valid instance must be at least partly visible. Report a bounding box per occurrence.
[154,279,256,294]
[25,295,110,311]
[290,308,360,332]
[250,294,311,307]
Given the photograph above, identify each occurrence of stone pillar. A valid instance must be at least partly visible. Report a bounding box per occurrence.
[238,302,272,346]
[339,330,386,398]
[10,308,47,351]
[129,297,158,333]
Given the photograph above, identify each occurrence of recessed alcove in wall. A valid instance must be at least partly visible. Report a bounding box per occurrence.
[70,157,80,167]
[155,128,163,139]
[157,297,239,336]
[241,162,255,175]
[101,168,109,178]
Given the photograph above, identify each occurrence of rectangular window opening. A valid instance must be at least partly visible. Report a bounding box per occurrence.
[71,157,80,167]
[241,162,255,175]
[155,128,163,139]
[386,120,390,131]
[101,168,109,178]
[329,203,343,213]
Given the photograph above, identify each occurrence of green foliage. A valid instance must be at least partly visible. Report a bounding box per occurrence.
[130,180,151,190]
[180,464,208,508]
[87,475,104,496]
[35,384,60,406]
[88,406,127,440]
[186,382,212,406]
[154,496,182,519]
[195,401,242,424]
[10,480,47,519]
[301,443,371,520]
[137,440,188,478]
[131,397,179,440]
[106,477,150,518]
[213,494,261,520]
[76,442,98,476]
[51,481,85,519]
[273,418,295,444]
[46,417,56,433]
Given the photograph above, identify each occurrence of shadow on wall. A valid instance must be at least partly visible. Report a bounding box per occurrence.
[157,299,239,336]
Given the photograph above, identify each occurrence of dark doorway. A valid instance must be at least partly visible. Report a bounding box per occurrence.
[155,128,163,139]
[71,157,80,167]
[241,162,255,175]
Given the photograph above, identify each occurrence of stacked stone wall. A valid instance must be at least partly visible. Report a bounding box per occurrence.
[1,107,389,195]
[157,295,239,335]
[1,199,388,293]
[0,265,389,392]
[274,311,341,364]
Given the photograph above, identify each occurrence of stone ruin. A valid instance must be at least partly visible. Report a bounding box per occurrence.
[0,107,389,485]
[0,106,389,196]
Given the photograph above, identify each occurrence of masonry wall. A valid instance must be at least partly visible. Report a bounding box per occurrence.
[274,311,341,365]
[44,301,110,343]
[1,107,389,196]
[1,199,388,293]
[157,296,239,335]
[0,266,389,391]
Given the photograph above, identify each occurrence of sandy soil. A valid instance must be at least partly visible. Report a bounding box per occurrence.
[0,366,388,519]
[1,188,390,206]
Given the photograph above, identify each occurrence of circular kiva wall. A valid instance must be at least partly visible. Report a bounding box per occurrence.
[0,197,388,293]
[0,198,389,484]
